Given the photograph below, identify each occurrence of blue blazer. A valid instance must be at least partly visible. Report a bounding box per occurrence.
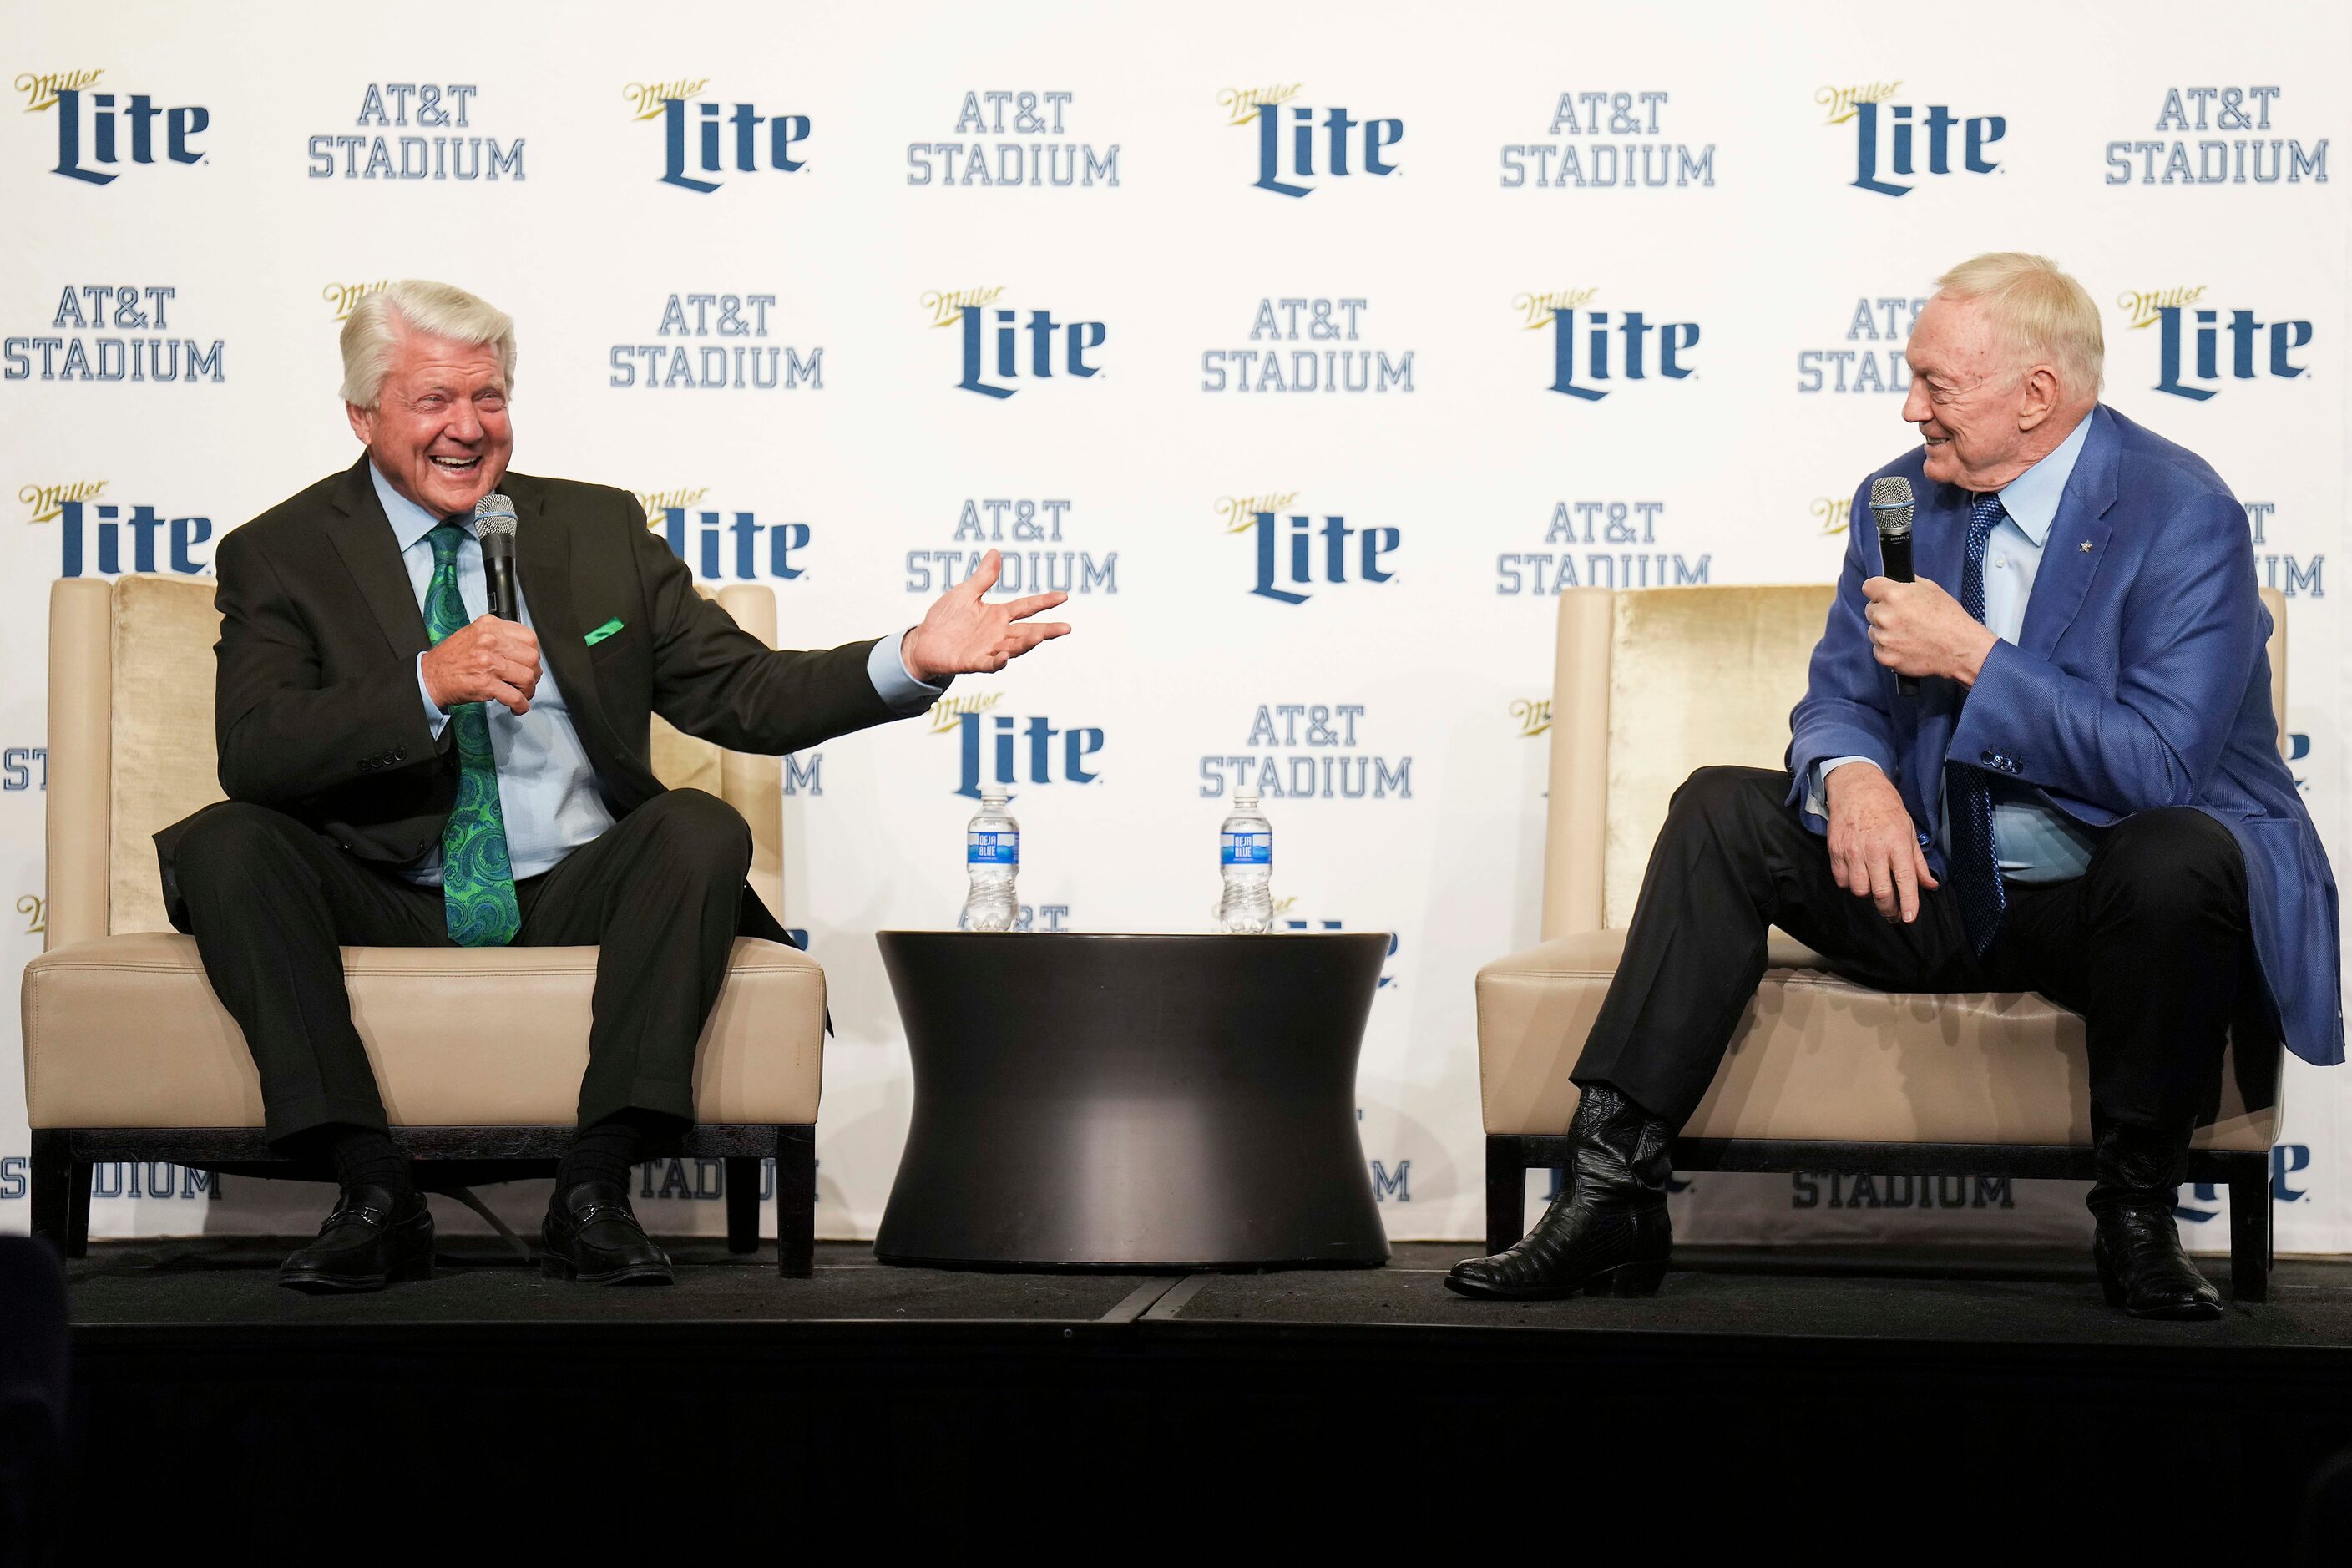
[1788,404,2343,1069]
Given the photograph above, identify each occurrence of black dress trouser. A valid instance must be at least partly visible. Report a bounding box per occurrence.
[1572,766,2271,1138]
[172,788,753,1143]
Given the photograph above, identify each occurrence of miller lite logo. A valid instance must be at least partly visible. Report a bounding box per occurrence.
[641,83,809,193]
[1529,291,1699,400]
[933,694,1105,798]
[635,487,809,582]
[2120,287,2314,401]
[1237,503,1399,606]
[28,73,209,185]
[947,299,1106,398]
[1232,88,1403,197]
[1818,81,2003,196]
[30,490,215,578]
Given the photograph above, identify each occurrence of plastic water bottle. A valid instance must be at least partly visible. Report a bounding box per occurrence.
[1216,793,1273,934]
[963,790,1019,932]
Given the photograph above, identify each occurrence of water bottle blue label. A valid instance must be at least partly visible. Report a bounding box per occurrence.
[968,830,1019,866]
[1221,831,1271,866]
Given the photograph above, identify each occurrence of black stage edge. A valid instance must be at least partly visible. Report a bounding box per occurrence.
[56,1240,2352,1555]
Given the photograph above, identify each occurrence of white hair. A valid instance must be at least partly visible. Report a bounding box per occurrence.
[1935,252,2104,398]
[338,279,517,408]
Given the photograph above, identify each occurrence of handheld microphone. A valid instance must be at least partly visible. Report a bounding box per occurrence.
[474,493,519,620]
[1869,477,1919,696]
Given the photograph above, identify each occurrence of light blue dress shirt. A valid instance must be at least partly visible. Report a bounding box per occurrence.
[369,463,941,885]
[1815,414,2099,884]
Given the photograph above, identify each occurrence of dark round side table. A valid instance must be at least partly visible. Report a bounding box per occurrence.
[872,932,1393,1271]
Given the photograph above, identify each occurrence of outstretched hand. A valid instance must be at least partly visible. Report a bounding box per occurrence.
[901,549,1072,681]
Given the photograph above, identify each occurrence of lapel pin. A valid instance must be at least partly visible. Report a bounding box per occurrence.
[2078,540,2093,553]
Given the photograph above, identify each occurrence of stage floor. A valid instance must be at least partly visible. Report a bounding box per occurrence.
[61,1237,2352,1348]
[55,1241,2352,1554]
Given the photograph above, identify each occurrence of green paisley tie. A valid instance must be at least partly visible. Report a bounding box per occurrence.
[425,523,522,946]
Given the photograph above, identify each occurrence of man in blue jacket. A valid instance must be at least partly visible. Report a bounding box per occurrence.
[1451,252,2340,1319]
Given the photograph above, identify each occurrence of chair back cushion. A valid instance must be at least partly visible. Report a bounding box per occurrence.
[103,574,740,935]
[1594,583,2291,929]
[1601,586,1830,928]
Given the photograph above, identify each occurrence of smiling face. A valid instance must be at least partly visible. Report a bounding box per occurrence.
[345,324,513,517]
[1900,292,2064,493]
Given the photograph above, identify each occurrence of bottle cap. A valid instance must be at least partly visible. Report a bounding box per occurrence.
[1232,793,1260,808]
[980,789,1009,806]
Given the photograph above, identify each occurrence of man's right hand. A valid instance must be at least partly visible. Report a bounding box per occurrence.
[1825,761,1939,923]
[421,615,540,716]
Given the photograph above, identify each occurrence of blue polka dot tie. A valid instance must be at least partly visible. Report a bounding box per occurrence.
[425,524,522,947]
[1947,492,2007,956]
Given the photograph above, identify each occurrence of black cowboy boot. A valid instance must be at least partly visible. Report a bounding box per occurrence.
[1446,1083,1674,1301]
[2089,1119,2222,1321]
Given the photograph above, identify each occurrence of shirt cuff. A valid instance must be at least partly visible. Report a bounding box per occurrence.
[868,628,948,716]
[1804,755,1880,817]
[416,653,450,739]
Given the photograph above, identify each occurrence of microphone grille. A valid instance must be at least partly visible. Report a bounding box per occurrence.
[1868,476,1914,537]
[473,493,518,539]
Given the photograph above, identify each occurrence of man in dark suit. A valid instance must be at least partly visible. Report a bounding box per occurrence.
[1449,253,2339,1319]
[161,280,1070,1292]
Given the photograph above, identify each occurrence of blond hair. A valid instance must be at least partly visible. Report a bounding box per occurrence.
[1934,252,2103,397]
[338,279,517,408]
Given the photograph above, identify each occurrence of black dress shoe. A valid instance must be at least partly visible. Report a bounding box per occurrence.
[278,1185,433,1293]
[2088,1118,2222,1320]
[542,1181,674,1285]
[1448,1082,1674,1301]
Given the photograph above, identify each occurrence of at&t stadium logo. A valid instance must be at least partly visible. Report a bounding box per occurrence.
[2119,286,2314,400]
[4,284,225,384]
[1201,297,1413,394]
[609,292,822,391]
[1500,90,1717,189]
[1818,80,2003,196]
[2105,87,2327,186]
[634,80,809,194]
[907,90,1118,187]
[1522,289,1698,400]
[1227,84,1402,198]
[904,498,1118,598]
[23,484,214,578]
[1497,499,1707,594]
[1797,295,1922,394]
[306,82,523,180]
[23,72,209,185]
[939,294,1106,397]
[1200,703,1411,801]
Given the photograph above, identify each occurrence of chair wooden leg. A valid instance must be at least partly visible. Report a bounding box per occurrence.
[1485,1136,1529,1257]
[723,1156,760,1255]
[775,1125,816,1278]
[2228,1151,2272,1303]
[28,1132,72,1255]
[65,1161,93,1258]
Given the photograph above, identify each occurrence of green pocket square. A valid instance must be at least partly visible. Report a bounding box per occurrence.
[585,618,625,646]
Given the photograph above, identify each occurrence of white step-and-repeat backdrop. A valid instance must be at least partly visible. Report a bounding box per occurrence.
[2,0,2344,1252]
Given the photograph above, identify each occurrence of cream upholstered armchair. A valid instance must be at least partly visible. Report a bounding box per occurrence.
[22,575,824,1274]
[1476,584,2285,1300]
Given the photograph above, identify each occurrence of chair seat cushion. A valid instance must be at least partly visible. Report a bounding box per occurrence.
[1475,928,2274,1151]
[22,933,822,1130]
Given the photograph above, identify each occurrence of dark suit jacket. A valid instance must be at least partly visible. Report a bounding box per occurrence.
[156,457,900,938]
